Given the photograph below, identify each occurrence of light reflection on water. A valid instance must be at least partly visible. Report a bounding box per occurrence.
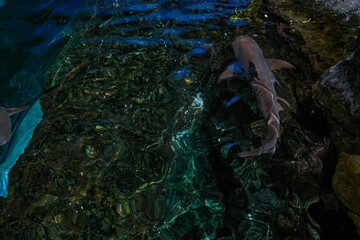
[0,0,288,239]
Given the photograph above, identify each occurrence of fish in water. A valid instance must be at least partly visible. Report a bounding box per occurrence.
[219,35,294,158]
[0,105,30,146]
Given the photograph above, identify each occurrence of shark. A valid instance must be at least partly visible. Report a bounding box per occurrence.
[219,35,294,158]
[0,105,30,146]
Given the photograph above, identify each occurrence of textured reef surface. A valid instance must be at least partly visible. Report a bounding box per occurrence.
[315,0,360,17]
[0,0,359,239]
[315,32,360,236]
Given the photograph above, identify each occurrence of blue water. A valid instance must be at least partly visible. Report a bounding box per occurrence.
[0,1,331,239]
[0,0,85,196]
[0,100,43,197]
[0,1,254,238]
[0,0,252,198]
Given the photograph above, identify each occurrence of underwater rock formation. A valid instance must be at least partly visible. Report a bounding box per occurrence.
[333,153,360,214]
[333,152,360,234]
[313,33,360,154]
[261,0,360,237]
[315,0,360,17]
[267,0,358,74]
[265,0,358,106]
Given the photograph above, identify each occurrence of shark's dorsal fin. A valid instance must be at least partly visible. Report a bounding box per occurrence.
[266,58,295,71]
[3,105,30,116]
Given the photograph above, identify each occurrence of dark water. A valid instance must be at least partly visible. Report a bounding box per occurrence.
[0,0,357,239]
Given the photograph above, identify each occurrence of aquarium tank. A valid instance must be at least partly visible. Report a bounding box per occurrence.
[0,0,359,239]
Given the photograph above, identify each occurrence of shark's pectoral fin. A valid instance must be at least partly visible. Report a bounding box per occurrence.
[266,58,295,71]
[218,61,245,83]
[218,64,235,83]
[4,105,30,116]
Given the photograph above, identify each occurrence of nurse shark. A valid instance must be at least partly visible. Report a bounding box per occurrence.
[0,105,30,146]
[219,35,294,158]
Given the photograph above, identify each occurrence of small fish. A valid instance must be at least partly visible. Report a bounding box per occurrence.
[225,142,237,149]
[220,35,294,158]
[0,105,30,146]
[224,95,241,108]
[187,46,209,57]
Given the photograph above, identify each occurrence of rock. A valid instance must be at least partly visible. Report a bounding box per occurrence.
[348,212,360,236]
[265,1,359,149]
[332,152,360,214]
[332,153,360,214]
[332,152,360,234]
[263,0,358,114]
[315,0,360,18]
[266,0,358,76]
[313,34,360,153]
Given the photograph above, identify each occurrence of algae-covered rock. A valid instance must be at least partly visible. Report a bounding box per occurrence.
[332,152,360,215]
[312,34,360,153]
[315,0,360,17]
[333,152,360,236]
[267,0,358,76]
[264,0,358,112]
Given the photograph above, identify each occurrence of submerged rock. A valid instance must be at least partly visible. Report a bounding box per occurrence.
[260,0,359,237]
[265,0,358,107]
[348,212,360,236]
[315,0,360,18]
[313,34,360,153]
[267,0,358,76]
[333,152,360,215]
[332,152,360,234]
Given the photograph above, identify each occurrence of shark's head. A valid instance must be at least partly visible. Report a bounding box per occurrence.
[233,35,257,49]
[232,35,262,72]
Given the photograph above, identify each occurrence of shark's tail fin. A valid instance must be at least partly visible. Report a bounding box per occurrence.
[234,105,280,159]
[234,125,278,158]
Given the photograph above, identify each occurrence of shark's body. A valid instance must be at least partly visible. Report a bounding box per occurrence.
[0,105,30,146]
[220,35,294,158]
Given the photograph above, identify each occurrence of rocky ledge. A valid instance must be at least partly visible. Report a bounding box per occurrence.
[313,33,360,154]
